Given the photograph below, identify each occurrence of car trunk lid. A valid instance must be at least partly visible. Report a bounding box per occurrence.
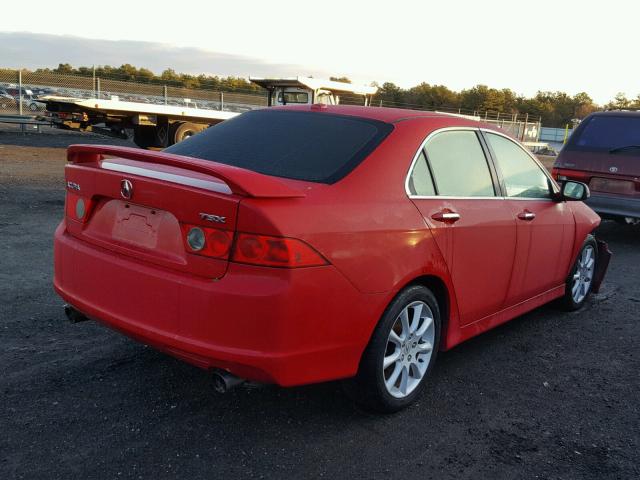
[64,145,305,279]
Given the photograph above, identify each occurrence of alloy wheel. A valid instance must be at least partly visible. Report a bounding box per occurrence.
[572,245,595,304]
[383,301,435,398]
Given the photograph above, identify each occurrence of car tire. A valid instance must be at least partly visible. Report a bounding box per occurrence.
[171,122,203,144]
[560,235,597,311]
[344,285,441,413]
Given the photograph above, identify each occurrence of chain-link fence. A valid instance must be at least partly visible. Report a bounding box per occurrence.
[338,91,541,142]
[361,96,541,142]
[0,68,541,142]
[0,69,269,116]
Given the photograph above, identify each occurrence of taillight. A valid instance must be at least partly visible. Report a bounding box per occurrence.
[181,224,232,259]
[231,233,327,268]
[65,191,94,223]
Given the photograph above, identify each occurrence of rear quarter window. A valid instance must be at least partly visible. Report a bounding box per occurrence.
[165,110,393,183]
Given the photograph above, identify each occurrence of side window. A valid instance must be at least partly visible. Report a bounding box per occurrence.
[425,130,495,197]
[277,91,310,104]
[485,133,552,199]
[408,150,436,196]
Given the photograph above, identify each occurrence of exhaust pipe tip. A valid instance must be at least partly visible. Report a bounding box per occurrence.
[212,370,245,393]
[64,304,89,324]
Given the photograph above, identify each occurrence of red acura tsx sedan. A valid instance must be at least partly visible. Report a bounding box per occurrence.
[54,105,610,412]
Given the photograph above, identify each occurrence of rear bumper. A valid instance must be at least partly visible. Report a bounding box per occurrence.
[586,193,640,220]
[54,221,385,386]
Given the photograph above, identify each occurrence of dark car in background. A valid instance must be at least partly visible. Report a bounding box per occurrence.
[553,111,640,224]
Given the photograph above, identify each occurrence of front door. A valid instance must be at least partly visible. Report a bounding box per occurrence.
[408,129,517,326]
[482,131,574,304]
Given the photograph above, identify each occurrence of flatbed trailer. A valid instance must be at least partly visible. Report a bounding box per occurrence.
[42,96,239,148]
[40,77,377,149]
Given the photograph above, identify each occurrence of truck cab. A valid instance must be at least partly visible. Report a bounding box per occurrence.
[249,77,376,107]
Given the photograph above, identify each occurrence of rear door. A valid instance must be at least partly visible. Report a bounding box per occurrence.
[483,131,574,303]
[408,128,517,326]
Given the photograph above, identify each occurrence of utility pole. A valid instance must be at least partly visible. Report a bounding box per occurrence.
[18,70,23,116]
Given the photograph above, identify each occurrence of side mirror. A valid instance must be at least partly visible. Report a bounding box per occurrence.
[561,180,590,201]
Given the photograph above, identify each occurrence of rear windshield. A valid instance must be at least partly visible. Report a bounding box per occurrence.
[165,110,393,183]
[569,115,640,150]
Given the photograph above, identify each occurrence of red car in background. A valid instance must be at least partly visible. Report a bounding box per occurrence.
[553,111,640,224]
[54,106,610,412]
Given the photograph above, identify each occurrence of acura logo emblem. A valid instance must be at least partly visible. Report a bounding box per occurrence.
[120,179,133,199]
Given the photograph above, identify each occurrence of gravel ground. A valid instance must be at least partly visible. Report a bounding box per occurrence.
[0,130,639,480]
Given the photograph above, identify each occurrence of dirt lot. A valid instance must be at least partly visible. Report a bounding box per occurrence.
[1,129,639,479]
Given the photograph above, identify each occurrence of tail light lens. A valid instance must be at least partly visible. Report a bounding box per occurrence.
[181,224,233,259]
[231,233,327,268]
[65,191,94,223]
[181,226,327,268]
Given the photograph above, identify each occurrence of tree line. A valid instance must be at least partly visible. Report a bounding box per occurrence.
[36,63,263,93]
[373,82,639,127]
[33,64,640,127]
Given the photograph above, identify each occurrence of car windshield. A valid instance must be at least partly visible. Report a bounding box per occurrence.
[570,115,640,151]
[165,110,393,183]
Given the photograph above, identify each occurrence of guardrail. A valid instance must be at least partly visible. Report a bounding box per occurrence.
[0,114,52,133]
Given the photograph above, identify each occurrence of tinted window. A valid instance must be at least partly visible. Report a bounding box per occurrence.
[278,91,309,104]
[408,150,436,196]
[165,110,393,183]
[571,115,640,150]
[486,133,552,198]
[425,130,495,197]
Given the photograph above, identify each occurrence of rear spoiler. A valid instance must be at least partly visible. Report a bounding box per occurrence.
[67,144,306,198]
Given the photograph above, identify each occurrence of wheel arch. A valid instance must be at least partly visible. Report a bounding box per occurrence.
[568,201,601,272]
[357,271,454,368]
[388,274,453,350]
[405,275,451,350]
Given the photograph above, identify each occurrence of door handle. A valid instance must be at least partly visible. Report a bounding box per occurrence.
[517,210,536,221]
[431,210,461,224]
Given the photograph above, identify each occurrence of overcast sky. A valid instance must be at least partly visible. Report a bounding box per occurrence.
[1,0,638,104]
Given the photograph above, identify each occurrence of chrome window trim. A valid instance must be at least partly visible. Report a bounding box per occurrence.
[404,126,497,199]
[409,195,505,200]
[409,195,554,202]
[404,126,558,201]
